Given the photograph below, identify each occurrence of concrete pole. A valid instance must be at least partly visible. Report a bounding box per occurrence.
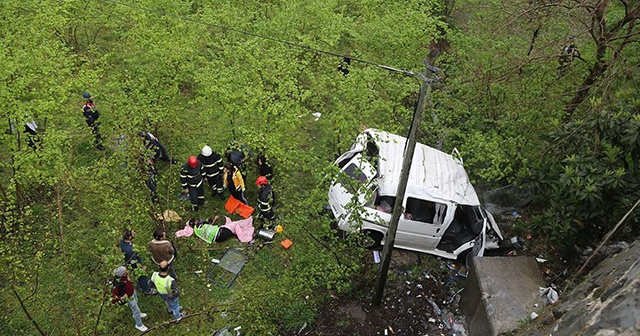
[372,62,436,306]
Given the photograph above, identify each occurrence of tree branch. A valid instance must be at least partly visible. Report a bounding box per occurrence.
[138,311,210,335]
[12,288,47,336]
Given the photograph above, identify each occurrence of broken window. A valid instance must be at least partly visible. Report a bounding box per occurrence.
[404,198,447,224]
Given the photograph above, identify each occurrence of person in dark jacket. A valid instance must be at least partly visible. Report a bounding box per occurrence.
[144,157,159,204]
[225,141,248,173]
[255,176,276,224]
[180,156,205,211]
[111,266,148,332]
[198,145,224,199]
[119,229,157,295]
[256,155,274,181]
[82,92,104,150]
[137,131,177,164]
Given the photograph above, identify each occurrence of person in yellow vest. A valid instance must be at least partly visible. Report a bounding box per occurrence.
[223,162,247,204]
[150,260,185,321]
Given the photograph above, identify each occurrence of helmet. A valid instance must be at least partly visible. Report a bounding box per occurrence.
[256,176,268,187]
[82,91,91,99]
[201,146,212,156]
[188,156,198,168]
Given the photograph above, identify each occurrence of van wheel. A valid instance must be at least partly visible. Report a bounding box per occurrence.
[360,230,383,249]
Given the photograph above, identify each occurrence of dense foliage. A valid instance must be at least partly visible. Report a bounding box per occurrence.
[1,0,638,334]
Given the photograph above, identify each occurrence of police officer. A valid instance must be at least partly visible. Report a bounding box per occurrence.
[256,176,275,225]
[179,156,205,211]
[82,92,104,150]
[197,145,224,199]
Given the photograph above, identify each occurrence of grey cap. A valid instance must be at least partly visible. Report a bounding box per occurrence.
[113,266,127,278]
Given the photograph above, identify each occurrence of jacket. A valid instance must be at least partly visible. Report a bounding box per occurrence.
[257,184,274,213]
[198,152,223,177]
[148,239,175,265]
[223,168,245,191]
[179,161,204,188]
[111,276,135,304]
[82,100,99,126]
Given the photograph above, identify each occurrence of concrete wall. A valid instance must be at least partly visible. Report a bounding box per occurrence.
[461,256,546,336]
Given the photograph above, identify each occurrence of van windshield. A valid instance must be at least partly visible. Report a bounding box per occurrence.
[343,163,368,184]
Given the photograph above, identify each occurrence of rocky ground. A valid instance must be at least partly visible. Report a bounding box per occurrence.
[306,250,468,336]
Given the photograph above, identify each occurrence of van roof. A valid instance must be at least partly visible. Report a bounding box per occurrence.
[362,129,480,206]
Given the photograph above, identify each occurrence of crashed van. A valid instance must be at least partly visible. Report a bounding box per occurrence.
[327,129,504,260]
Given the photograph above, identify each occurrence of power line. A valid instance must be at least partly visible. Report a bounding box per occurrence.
[97,0,415,77]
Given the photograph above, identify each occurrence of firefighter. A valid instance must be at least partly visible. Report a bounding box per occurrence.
[82,92,104,150]
[137,131,177,164]
[256,176,275,224]
[179,156,205,211]
[223,162,247,204]
[198,145,225,199]
[256,155,274,181]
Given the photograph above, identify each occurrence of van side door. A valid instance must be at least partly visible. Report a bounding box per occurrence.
[396,197,448,251]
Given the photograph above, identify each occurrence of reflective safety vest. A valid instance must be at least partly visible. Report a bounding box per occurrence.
[151,272,174,295]
[194,224,220,244]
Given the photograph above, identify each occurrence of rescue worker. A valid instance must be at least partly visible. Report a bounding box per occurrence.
[150,260,185,321]
[82,92,104,150]
[223,162,247,205]
[256,155,274,181]
[137,131,177,164]
[197,145,224,199]
[180,156,205,211]
[256,176,276,224]
[558,37,584,69]
[10,117,40,150]
[144,157,158,204]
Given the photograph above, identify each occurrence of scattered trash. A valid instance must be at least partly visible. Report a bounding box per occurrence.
[211,258,220,264]
[234,326,242,336]
[297,322,307,334]
[511,236,524,249]
[207,284,211,287]
[536,257,547,263]
[427,299,442,316]
[312,112,322,121]
[534,303,539,308]
[373,250,381,264]
[275,225,283,233]
[154,209,183,222]
[195,270,203,274]
[530,312,539,320]
[417,284,423,289]
[280,238,293,249]
[511,210,521,218]
[428,318,437,323]
[540,286,559,304]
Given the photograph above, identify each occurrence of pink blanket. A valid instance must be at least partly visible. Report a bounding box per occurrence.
[222,216,254,242]
[174,224,194,237]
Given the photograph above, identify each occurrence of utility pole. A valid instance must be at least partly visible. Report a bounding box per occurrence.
[372,60,439,306]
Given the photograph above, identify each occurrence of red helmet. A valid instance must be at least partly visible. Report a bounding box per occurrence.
[256,176,268,187]
[188,156,198,168]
